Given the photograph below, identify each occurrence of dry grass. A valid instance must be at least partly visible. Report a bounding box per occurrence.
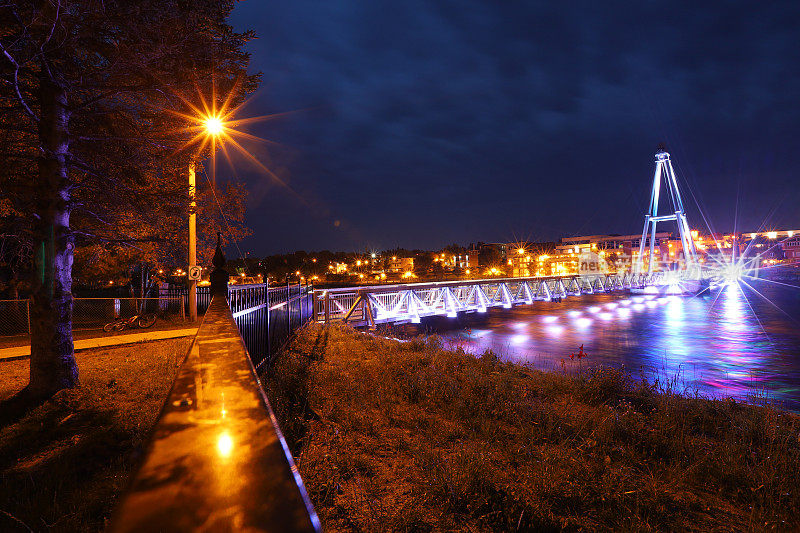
[263,323,800,532]
[0,338,190,532]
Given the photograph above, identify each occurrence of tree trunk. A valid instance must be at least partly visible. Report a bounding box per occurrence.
[28,70,79,398]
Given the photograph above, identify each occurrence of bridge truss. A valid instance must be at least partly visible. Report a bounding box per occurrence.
[313,272,664,328]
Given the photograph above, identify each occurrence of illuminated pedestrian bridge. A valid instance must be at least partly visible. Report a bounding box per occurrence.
[313,272,672,327]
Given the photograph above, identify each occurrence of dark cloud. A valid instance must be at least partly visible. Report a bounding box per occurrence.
[227,1,800,254]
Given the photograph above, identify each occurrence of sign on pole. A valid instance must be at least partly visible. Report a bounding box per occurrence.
[188,266,202,280]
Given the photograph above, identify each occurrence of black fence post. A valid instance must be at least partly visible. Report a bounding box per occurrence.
[266,277,271,359]
[210,233,230,299]
[286,277,291,339]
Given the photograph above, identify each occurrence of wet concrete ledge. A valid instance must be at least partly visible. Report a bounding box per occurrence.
[109,296,320,532]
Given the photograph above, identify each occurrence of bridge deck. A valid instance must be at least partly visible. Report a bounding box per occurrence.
[313,272,665,327]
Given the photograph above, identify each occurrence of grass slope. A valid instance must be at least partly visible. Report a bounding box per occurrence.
[0,338,190,532]
[264,323,800,532]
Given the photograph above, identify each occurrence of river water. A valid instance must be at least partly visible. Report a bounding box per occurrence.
[405,279,800,410]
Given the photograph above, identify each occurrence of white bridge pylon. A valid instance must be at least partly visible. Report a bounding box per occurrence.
[313,273,664,328]
[636,146,699,276]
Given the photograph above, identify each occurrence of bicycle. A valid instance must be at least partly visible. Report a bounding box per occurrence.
[103,313,157,332]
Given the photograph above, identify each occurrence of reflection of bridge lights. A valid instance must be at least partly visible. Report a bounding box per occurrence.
[588,306,601,313]
[567,310,581,317]
[599,312,614,320]
[632,303,646,311]
[620,300,632,306]
[542,315,558,323]
[605,302,618,309]
[547,325,564,335]
[646,300,658,308]
[643,285,659,294]
[632,297,645,303]
[510,334,528,345]
[665,298,683,320]
[617,308,631,318]
[721,287,746,326]
[575,317,592,328]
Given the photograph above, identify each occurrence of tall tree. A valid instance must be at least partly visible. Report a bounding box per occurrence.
[0,0,259,398]
[72,178,251,298]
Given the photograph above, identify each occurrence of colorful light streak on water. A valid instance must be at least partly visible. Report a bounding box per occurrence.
[429,279,800,411]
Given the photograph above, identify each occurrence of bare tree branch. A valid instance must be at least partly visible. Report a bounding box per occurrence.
[0,41,38,122]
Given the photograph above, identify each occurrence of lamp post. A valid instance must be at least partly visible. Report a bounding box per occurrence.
[188,161,198,321]
[188,114,225,322]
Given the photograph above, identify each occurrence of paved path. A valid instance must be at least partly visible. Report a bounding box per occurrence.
[0,327,198,361]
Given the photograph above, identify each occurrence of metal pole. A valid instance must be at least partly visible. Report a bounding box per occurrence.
[188,161,198,322]
[286,277,291,339]
[265,277,271,358]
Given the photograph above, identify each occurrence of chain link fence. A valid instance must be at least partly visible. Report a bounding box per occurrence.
[0,299,31,336]
[72,297,186,330]
[0,297,186,336]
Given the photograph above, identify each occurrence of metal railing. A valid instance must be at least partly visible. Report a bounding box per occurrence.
[229,282,314,370]
[109,295,320,532]
[160,285,213,315]
[313,272,665,327]
[110,242,320,532]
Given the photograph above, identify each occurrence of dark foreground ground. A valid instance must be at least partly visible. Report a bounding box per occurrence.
[264,323,800,532]
[1,325,798,532]
[0,338,190,532]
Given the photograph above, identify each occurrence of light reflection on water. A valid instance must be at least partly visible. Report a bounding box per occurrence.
[428,280,800,410]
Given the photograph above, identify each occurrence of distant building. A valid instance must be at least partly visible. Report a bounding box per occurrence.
[466,244,480,269]
[782,235,800,263]
[559,233,672,255]
[387,256,414,274]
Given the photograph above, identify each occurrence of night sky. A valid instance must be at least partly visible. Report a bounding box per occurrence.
[226,1,800,255]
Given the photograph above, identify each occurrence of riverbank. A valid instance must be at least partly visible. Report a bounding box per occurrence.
[0,338,190,532]
[263,323,800,531]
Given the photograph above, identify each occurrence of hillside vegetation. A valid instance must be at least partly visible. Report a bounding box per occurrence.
[264,323,800,532]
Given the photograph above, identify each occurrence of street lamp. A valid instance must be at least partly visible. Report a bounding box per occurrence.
[188,112,225,321]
